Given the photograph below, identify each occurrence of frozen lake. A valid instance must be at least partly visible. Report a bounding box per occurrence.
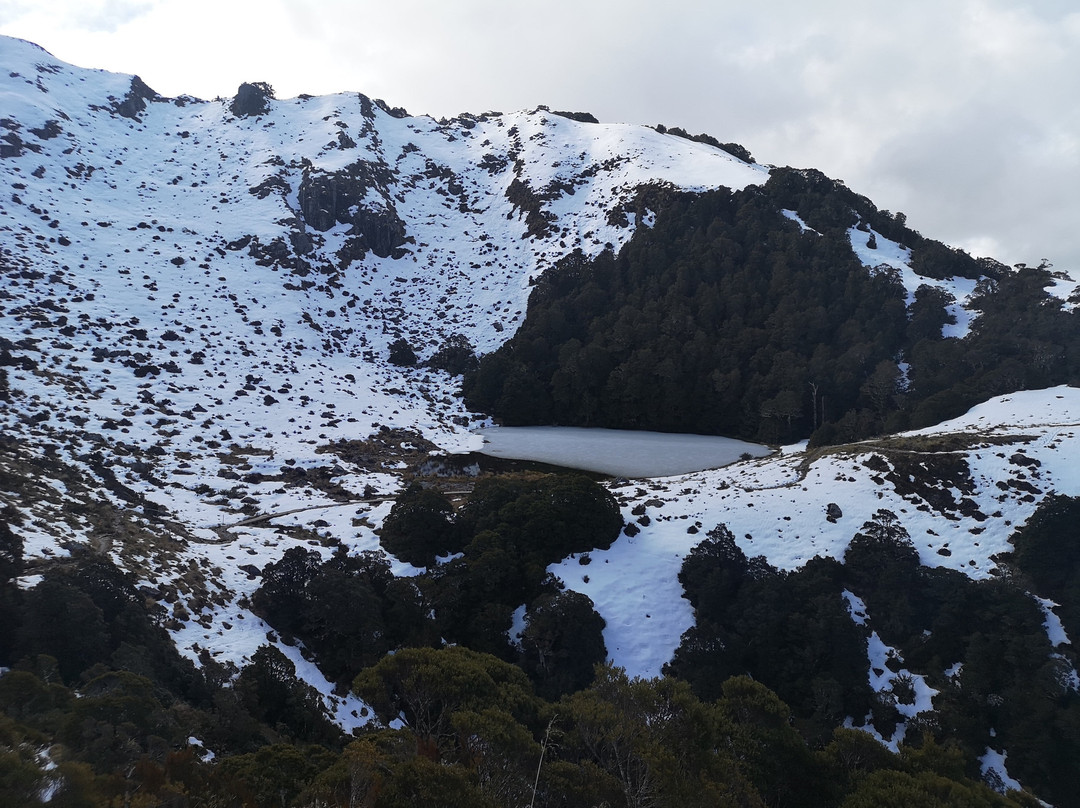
[472,426,773,477]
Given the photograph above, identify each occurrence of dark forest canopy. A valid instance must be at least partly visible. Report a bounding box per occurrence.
[464,169,1078,445]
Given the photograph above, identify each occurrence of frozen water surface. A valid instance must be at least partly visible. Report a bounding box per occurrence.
[473,426,773,477]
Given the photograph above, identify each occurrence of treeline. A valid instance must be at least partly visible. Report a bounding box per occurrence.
[462,168,1080,444]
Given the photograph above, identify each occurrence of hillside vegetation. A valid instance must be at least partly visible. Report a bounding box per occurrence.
[465,169,1079,445]
[2,490,1073,807]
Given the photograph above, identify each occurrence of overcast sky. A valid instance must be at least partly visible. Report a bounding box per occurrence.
[3,0,1079,272]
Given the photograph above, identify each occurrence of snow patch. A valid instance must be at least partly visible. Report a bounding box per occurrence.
[781,209,815,233]
[980,746,1024,794]
[1032,593,1072,647]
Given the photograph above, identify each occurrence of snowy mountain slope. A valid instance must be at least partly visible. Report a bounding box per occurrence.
[0,33,766,492]
[2,34,1079,738]
[0,34,764,701]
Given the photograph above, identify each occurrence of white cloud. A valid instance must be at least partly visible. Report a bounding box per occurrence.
[0,0,158,34]
[71,0,159,33]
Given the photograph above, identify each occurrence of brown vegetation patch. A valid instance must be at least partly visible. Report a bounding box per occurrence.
[320,427,439,474]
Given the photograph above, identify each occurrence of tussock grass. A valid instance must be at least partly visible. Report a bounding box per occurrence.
[859,432,1035,454]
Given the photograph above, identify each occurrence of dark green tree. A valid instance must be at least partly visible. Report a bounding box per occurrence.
[235,646,341,747]
[520,589,607,700]
[353,646,538,761]
[17,576,110,683]
[428,333,478,376]
[379,483,458,566]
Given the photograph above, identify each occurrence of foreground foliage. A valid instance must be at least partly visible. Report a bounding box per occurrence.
[0,649,1034,808]
[1,490,1076,806]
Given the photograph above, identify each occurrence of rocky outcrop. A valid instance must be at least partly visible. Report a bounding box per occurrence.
[0,119,36,158]
[114,75,158,120]
[298,160,407,259]
[230,82,273,118]
[551,110,599,124]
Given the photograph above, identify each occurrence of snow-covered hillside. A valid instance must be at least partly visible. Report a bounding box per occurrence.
[2,35,1079,736]
[0,33,767,522]
[556,386,1080,678]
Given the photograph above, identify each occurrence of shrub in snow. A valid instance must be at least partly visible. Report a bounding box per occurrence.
[388,337,417,367]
